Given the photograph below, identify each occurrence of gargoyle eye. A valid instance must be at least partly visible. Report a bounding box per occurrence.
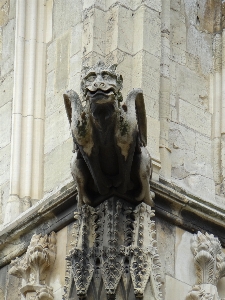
[86,73,97,82]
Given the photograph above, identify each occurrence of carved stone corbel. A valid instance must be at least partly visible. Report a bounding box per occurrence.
[63,198,163,300]
[9,232,57,300]
[186,231,225,300]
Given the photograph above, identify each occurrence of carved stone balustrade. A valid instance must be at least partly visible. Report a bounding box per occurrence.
[9,232,57,300]
[63,198,163,300]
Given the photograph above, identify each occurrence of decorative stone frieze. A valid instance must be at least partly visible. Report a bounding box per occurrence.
[186,232,225,300]
[63,198,163,300]
[9,232,57,300]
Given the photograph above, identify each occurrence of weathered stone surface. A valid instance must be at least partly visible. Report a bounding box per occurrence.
[53,0,82,38]
[175,228,196,286]
[45,107,71,154]
[64,61,153,207]
[0,144,10,186]
[9,232,57,300]
[44,138,73,194]
[55,33,70,92]
[156,217,175,278]
[178,99,211,136]
[133,6,161,57]
[0,101,11,149]
[49,228,67,298]
[0,0,9,27]
[0,71,13,108]
[165,275,191,300]
[83,8,106,56]
[1,18,15,77]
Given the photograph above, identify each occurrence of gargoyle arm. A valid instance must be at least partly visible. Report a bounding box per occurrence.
[63,90,83,125]
[125,88,147,146]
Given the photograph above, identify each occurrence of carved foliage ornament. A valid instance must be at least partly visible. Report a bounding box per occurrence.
[186,232,225,300]
[9,232,57,300]
[64,199,163,300]
[64,61,153,208]
[191,232,225,285]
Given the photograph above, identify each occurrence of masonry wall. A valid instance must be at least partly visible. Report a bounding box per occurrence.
[0,0,15,224]
[0,0,225,299]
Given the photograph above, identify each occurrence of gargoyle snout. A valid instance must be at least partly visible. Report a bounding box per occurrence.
[93,81,106,89]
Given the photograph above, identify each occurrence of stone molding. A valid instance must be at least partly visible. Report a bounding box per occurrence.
[9,232,57,300]
[2,180,225,270]
[63,199,163,300]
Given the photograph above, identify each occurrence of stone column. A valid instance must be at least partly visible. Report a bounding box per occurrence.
[5,0,53,223]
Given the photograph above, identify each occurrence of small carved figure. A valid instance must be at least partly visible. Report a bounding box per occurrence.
[64,61,153,207]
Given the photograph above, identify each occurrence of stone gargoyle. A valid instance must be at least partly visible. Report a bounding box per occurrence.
[64,61,153,207]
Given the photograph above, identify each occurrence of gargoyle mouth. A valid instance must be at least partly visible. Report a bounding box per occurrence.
[87,88,115,97]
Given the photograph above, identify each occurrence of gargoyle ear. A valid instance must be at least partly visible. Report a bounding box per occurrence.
[63,93,72,125]
[109,63,117,72]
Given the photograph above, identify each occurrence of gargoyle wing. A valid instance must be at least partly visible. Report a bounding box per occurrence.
[125,88,147,146]
[63,90,83,125]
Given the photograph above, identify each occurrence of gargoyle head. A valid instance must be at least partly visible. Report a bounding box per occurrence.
[81,61,123,104]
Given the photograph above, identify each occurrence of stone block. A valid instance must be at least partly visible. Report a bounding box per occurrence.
[46,40,56,74]
[105,49,133,97]
[71,22,82,57]
[105,0,133,10]
[144,94,159,119]
[0,101,11,148]
[133,6,161,57]
[53,0,82,38]
[132,51,160,110]
[171,45,186,65]
[69,51,82,80]
[165,275,191,300]
[0,144,10,186]
[83,8,106,56]
[156,217,175,278]
[44,138,73,194]
[0,0,9,26]
[186,25,212,74]
[6,273,22,300]
[1,18,15,77]
[0,180,9,224]
[55,33,70,92]
[218,273,225,298]
[83,0,105,10]
[169,122,196,152]
[46,70,55,98]
[105,5,133,54]
[170,9,186,51]
[132,0,161,11]
[176,64,208,109]
[8,0,16,19]
[0,70,13,108]
[147,116,160,161]
[175,228,196,286]
[82,51,104,67]
[49,227,67,294]
[68,71,81,95]
[44,105,71,154]
[170,0,181,12]
[178,99,211,136]
[195,132,212,165]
